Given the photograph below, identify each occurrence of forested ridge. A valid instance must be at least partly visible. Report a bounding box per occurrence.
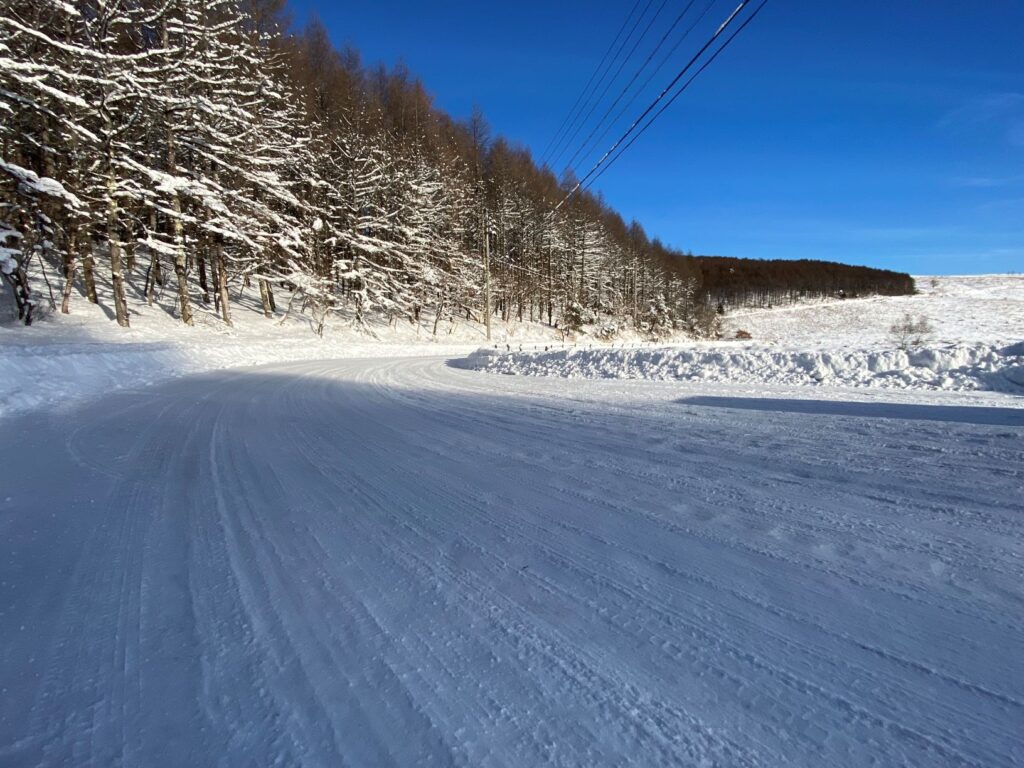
[0,0,913,336]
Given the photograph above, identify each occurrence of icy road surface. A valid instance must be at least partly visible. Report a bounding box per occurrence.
[1,357,1022,767]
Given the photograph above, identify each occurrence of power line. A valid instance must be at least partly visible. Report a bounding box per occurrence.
[543,0,662,170]
[582,0,769,192]
[548,0,670,172]
[552,0,760,212]
[571,0,750,193]
[564,0,716,176]
[537,0,645,167]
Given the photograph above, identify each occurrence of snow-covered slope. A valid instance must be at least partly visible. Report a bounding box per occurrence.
[464,275,1024,396]
[723,274,1024,347]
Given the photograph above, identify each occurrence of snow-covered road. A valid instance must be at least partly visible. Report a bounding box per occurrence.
[1,357,1022,767]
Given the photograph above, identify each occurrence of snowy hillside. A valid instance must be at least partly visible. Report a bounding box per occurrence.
[722,274,1024,347]
[464,275,1024,396]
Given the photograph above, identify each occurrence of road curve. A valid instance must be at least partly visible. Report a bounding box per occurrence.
[1,356,1022,767]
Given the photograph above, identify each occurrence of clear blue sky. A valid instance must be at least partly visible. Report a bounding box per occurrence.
[285,0,1023,275]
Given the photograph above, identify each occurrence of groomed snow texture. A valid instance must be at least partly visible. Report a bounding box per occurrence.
[1,275,1022,766]
[1,357,1022,767]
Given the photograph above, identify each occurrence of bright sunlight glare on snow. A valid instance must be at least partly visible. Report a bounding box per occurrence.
[1,0,1022,766]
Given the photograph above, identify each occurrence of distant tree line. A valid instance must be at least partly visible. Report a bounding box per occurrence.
[0,0,913,334]
[697,257,915,309]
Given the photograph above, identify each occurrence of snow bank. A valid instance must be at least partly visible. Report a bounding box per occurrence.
[462,276,1024,395]
[0,338,481,418]
[0,266,559,418]
[3,274,1022,417]
[460,341,1024,394]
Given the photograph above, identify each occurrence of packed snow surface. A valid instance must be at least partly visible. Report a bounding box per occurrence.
[1,358,1022,766]
[1,274,1023,765]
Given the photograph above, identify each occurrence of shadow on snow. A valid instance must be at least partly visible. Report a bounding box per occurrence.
[677,395,1024,427]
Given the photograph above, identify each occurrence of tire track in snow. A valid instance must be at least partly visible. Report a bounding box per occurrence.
[1,355,1021,767]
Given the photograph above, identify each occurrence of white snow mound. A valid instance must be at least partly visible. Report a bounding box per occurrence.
[461,342,1024,393]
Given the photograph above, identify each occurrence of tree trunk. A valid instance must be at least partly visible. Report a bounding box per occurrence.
[5,261,33,325]
[145,252,157,306]
[174,251,193,325]
[579,225,586,304]
[258,278,273,317]
[164,110,192,325]
[170,195,193,325]
[60,233,77,314]
[125,235,136,273]
[107,177,130,327]
[547,244,553,326]
[197,253,210,304]
[147,208,163,302]
[432,296,445,336]
[216,247,231,326]
[482,218,491,341]
[82,241,98,304]
[109,238,130,326]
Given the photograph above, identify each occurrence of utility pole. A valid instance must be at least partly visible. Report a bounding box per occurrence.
[579,222,586,304]
[547,236,553,327]
[483,214,492,341]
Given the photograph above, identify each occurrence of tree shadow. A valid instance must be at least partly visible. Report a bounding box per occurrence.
[676,396,1024,427]
[96,296,117,322]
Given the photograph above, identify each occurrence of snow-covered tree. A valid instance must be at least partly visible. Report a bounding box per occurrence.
[0,0,913,331]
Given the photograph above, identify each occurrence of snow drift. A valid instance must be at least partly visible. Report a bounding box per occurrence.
[460,341,1024,393]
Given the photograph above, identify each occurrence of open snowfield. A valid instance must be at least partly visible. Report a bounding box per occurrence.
[723,274,1024,347]
[1,275,1022,766]
[467,275,1024,395]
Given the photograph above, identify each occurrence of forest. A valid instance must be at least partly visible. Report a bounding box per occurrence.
[0,0,913,337]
